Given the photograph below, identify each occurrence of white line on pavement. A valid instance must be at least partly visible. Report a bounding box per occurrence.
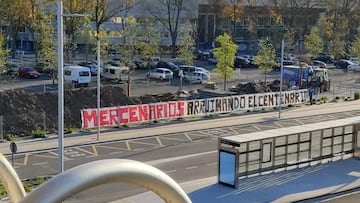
[32,162,48,166]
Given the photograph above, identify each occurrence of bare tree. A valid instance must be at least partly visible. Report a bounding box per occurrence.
[147,0,185,58]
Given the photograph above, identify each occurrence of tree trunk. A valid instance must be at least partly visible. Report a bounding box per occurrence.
[264,73,267,83]
[171,40,176,58]
[224,74,227,91]
[10,33,17,59]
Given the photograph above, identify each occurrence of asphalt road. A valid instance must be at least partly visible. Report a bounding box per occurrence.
[4,107,360,202]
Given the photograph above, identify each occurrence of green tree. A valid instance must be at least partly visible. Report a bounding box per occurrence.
[304,26,323,59]
[350,37,360,58]
[177,25,195,65]
[63,0,95,61]
[0,33,9,74]
[253,39,278,83]
[37,14,56,81]
[212,33,237,91]
[137,21,160,69]
[118,16,139,69]
[0,0,32,58]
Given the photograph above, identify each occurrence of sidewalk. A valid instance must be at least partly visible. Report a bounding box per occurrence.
[119,157,360,203]
[1,100,359,155]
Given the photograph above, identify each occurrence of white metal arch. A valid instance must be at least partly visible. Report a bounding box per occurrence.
[19,159,192,203]
[0,154,26,203]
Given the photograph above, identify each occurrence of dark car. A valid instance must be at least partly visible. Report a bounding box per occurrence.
[334,59,356,70]
[234,56,255,69]
[313,55,335,64]
[155,61,179,77]
[18,67,41,78]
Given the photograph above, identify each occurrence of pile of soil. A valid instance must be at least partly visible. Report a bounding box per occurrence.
[229,80,290,94]
[0,80,293,137]
[0,85,183,136]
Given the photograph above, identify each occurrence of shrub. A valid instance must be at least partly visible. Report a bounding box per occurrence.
[5,134,14,141]
[320,96,329,102]
[32,128,46,138]
[64,126,75,134]
[354,92,360,100]
[122,124,130,128]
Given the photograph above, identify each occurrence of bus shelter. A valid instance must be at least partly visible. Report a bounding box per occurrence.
[218,116,360,188]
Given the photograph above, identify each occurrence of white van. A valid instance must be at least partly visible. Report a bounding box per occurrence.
[64,65,91,87]
[101,65,129,83]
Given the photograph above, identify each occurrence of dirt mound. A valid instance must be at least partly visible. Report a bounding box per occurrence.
[0,80,291,137]
[0,85,183,136]
[229,80,290,94]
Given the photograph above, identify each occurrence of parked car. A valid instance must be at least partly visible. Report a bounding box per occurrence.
[101,64,129,83]
[64,65,91,87]
[147,68,173,80]
[183,71,210,83]
[334,59,358,71]
[134,56,160,69]
[311,60,327,69]
[18,67,41,78]
[78,61,98,76]
[179,65,210,76]
[347,62,360,72]
[155,61,179,76]
[313,54,335,64]
[6,63,20,74]
[234,56,254,69]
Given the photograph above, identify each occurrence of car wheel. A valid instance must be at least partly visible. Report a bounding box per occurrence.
[159,76,163,80]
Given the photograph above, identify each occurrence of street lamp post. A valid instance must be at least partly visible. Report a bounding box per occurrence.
[279,39,284,118]
[97,39,100,141]
[57,0,91,173]
[57,0,64,173]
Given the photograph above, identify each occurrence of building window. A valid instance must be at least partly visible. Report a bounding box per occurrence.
[161,32,169,38]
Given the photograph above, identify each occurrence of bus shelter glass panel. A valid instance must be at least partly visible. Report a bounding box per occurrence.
[311,130,322,159]
[219,150,237,188]
[355,124,360,158]
[261,139,273,169]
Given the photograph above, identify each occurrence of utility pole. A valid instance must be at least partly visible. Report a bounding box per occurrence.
[0,116,4,141]
[279,39,284,118]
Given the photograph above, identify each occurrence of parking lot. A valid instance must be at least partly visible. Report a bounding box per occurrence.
[1,56,360,100]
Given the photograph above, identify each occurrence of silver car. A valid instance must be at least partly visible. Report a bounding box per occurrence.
[147,68,173,80]
[184,71,210,83]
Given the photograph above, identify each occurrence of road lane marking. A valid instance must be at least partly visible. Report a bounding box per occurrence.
[156,137,164,145]
[75,146,98,156]
[207,162,217,166]
[294,119,305,125]
[227,127,239,134]
[48,151,70,161]
[252,125,262,131]
[184,133,192,141]
[96,145,129,151]
[23,154,28,165]
[274,121,283,128]
[125,141,131,151]
[133,148,144,151]
[185,166,198,170]
[164,170,177,173]
[32,162,48,166]
[130,140,159,146]
[160,136,188,142]
[109,151,124,155]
